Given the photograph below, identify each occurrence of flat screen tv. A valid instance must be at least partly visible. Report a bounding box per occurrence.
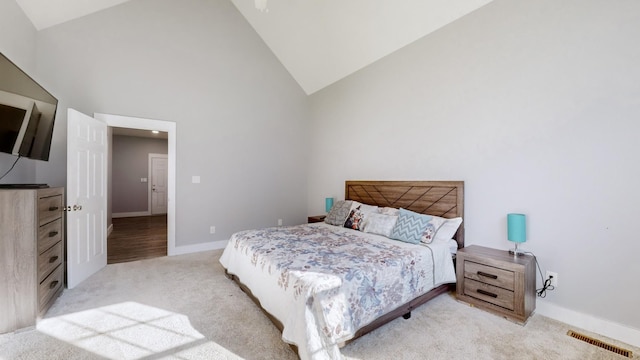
[0,52,58,161]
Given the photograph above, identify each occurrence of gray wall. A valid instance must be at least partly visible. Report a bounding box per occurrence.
[33,0,310,245]
[308,0,640,332]
[0,0,38,184]
[112,135,167,214]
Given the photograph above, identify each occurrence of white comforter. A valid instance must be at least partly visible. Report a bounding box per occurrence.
[219,223,456,360]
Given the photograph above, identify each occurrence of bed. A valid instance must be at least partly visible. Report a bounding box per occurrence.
[219,180,464,360]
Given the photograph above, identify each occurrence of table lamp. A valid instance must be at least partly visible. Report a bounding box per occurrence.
[507,213,526,256]
[325,197,334,213]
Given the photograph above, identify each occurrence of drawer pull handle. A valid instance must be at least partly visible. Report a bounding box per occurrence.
[48,206,59,211]
[477,271,498,279]
[49,280,59,289]
[49,256,59,263]
[48,231,59,237]
[476,289,498,298]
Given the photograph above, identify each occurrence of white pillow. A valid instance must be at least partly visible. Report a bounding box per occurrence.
[359,204,379,215]
[446,239,459,254]
[434,217,463,242]
[362,212,398,238]
[378,207,400,216]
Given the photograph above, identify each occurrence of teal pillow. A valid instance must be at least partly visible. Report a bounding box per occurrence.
[390,208,432,244]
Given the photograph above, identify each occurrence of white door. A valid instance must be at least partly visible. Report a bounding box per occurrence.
[150,154,168,215]
[66,109,107,289]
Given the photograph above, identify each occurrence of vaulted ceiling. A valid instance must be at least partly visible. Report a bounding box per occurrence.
[15,0,493,94]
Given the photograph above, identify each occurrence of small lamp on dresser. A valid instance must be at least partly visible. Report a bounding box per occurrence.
[507,213,526,256]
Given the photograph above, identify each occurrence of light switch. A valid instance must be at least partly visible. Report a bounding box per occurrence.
[192,176,201,184]
[141,178,148,183]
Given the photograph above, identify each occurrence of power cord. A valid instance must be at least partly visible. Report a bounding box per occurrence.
[537,275,555,298]
[0,156,22,181]
[522,251,555,298]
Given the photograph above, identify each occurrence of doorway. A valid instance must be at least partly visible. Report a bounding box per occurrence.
[109,133,167,263]
[94,113,177,256]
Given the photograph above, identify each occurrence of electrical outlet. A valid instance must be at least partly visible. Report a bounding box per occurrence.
[545,271,558,287]
[278,219,283,226]
[210,226,215,234]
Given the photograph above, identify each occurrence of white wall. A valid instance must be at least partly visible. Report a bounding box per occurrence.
[0,0,38,183]
[34,0,310,246]
[0,0,36,79]
[308,0,640,337]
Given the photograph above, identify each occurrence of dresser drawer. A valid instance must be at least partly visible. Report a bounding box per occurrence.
[38,241,63,283]
[464,278,515,311]
[38,195,63,226]
[38,218,63,254]
[464,260,515,291]
[39,264,63,310]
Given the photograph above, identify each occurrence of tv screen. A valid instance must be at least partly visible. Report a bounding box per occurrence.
[0,52,58,161]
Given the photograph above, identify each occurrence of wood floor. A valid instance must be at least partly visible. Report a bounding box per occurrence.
[107,215,167,264]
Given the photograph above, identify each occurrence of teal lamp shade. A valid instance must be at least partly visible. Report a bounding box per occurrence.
[507,213,526,243]
[325,197,334,213]
[507,213,526,255]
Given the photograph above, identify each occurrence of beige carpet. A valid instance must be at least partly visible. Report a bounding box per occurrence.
[0,250,636,360]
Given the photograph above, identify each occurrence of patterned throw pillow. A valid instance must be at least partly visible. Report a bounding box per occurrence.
[324,200,353,226]
[420,216,446,244]
[390,208,432,244]
[343,204,378,231]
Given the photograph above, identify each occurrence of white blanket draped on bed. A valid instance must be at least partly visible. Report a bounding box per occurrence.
[219,223,456,360]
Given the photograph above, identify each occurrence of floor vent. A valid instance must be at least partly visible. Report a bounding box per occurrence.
[567,330,633,358]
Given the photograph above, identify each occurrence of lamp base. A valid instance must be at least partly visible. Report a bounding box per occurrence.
[508,242,526,256]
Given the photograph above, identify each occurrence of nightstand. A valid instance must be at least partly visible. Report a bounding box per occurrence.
[307,215,326,223]
[456,245,536,324]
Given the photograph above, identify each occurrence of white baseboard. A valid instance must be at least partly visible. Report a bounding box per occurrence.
[169,240,228,256]
[112,211,151,218]
[107,223,113,237]
[536,299,640,348]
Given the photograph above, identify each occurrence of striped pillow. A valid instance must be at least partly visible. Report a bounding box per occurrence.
[390,208,432,244]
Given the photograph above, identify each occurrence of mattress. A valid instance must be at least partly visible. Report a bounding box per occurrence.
[219,222,456,360]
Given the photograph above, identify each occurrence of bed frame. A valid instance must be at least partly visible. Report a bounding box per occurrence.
[225,180,464,353]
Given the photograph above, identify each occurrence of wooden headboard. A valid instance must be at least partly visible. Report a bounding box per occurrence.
[345,180,464,248]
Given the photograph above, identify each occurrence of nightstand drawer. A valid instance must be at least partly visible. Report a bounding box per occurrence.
[464,260,515,291]
[464,279,514,311]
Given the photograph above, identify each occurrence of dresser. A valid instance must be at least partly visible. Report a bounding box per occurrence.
[0,187,65,334]
[456,245,535,324]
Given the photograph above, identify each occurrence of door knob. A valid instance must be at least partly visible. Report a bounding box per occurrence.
[65,205,83,211]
